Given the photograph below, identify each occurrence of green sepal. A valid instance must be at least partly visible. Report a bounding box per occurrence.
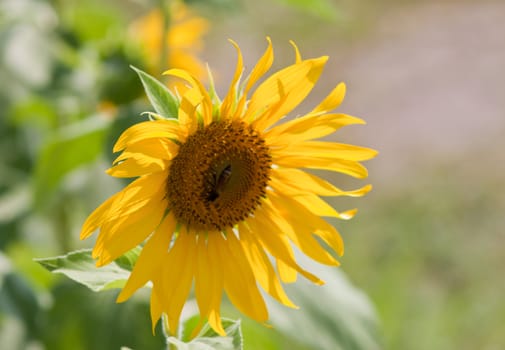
[131,66,179,119]
[35,248,141,292]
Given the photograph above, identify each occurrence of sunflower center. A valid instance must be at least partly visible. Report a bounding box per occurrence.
[167,120,271,231]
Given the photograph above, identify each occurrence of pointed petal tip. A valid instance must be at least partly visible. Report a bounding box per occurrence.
[227,38,239,48]
[213,325,226,337]
[337,82,346,99]
[95,259,107,268]
[289,40,302,63]
[319,55,329,63]
[345,114,367,125]
[116,290,129,303]
[161,68,175,76]
[207,310,226,337]
[284,300,299,310]
[151,317,160,335]
[79,227,94,240]
[369,149,379,158]
[341,208,358,220]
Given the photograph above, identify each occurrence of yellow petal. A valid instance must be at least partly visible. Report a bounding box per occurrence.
[159,230,196,334]
[149,288,164,334]
[178,86,203,134]
[273,141,378,162]
[314,225,345,257]
[265,113,365,145]
[113,120,183,153]
[117,213,176,302]
[234,38,274,119]
[277,258,297,283]
[163,68,212,126]
[273,155,369,179]
[245,37,274,93]
[289,40,302,64]
[288,191,358,220]
[247,56,328,130]
[94,194,167,266]
[311,82,346,114]
[263,195,340,266]
[220,230,268,322]
[80,191,121,240]
[238,222,297,308]
[220,40,243,119]
[247,209,324,285]
[195,233,225,336]
[114,138,179,162]
[100,172,166,224]
[80,171,165,240]
[208,309,225,337]
[271,167,372,197]
[106,154,168,178]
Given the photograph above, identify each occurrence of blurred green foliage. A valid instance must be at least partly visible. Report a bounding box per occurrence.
[0,0,169,347]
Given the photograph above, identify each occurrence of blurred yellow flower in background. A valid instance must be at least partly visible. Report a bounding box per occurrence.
[129,1,209,79]
[81,39,377,336]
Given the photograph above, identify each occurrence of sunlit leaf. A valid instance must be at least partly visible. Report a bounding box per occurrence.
[167,318,242,350]
[131,66,179,119]
[35,249,134,292]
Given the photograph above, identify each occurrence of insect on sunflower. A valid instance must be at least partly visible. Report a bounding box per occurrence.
[81,38,377,336]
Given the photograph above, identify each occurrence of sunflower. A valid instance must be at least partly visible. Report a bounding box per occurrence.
[81,38,377,336]
[129,1,209,78]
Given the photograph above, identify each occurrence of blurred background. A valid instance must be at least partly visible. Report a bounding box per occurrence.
[1,0,504,349]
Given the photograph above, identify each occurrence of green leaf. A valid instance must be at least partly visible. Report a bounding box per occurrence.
[167,318,242,350]
[131,66,179,119]
[35,249,134,292]
[33,116,111,205]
